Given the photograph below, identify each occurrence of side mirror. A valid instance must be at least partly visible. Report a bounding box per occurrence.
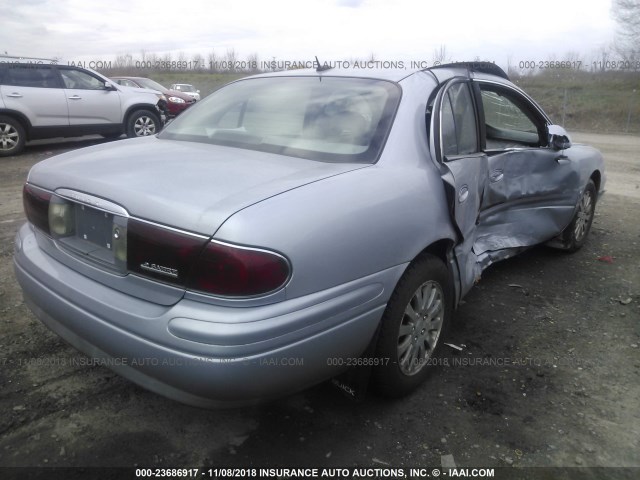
[548,124,571,150]
[104,82,117,91]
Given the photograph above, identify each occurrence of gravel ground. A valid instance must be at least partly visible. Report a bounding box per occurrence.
[0,133,638,475]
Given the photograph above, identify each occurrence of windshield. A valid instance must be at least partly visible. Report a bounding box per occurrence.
[134,78,167,91]
[159,76,401,163]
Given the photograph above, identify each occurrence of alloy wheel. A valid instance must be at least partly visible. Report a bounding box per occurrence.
[397,280,445,376]
[0,122,19,152]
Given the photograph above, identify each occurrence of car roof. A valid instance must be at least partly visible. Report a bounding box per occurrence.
[244,61,512,85]
[248,68,415,82]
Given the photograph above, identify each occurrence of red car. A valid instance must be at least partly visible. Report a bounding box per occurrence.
[112,76,196,117]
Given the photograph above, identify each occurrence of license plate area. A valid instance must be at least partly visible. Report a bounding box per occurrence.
[76,204,113,250]
[56,203,127,273]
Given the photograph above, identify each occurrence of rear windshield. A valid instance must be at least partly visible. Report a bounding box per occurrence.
[159,76,401,163]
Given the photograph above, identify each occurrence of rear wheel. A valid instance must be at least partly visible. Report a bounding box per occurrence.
[373,254,453,397]
[561,180,597,252]
[0,115,26,157]
[126,110,161,138]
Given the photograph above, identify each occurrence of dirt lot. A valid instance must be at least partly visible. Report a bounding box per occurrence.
[0,133,638,474]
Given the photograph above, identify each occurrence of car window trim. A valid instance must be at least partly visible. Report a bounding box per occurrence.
[0,64,64,89]
[57,66,110,90]
[472,79,553,150]
[432,77,481,164]
[472,79,551,124]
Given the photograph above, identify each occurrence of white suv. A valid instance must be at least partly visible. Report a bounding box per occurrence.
[0,57,165,156]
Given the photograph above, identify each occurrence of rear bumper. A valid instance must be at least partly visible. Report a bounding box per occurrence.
[14,223,400,407]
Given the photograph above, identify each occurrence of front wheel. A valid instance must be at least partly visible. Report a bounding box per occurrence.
[561,179,597,252]
[126,110,161,138]
[373,254,453,397]
[0,115,26,157]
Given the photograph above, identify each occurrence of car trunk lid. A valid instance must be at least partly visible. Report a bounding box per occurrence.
[28,136,368,236]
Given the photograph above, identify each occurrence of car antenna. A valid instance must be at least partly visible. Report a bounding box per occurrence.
[315,56,332,72]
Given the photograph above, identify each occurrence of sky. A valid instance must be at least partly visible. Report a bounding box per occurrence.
[0,0,617,70]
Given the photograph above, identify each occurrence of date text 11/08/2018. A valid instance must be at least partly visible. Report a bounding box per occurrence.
[131,60,440,71]
[519,60,640,70]
[134,467,497,478]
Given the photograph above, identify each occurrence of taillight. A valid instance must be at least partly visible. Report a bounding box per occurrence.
[127,219,290,296]
[187,241,290,297]
[48,196,74,237]
[22,185,291,297]
[23,184,52,235]
[127,219,207,286]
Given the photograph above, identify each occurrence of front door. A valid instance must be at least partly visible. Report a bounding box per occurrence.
[58,67,121,125]
[472,82,582,257]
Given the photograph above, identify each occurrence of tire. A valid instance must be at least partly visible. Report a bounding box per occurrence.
[126,110,161,138]
[560,179,597,252]
[0,115,26,157]
[373,254,453,397]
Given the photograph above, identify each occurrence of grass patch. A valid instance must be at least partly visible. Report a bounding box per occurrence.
[100,68,640,134]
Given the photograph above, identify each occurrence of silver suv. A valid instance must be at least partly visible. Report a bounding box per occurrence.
[0,57,164,157]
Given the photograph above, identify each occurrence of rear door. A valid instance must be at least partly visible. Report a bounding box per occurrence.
[0,64,69,126]
[58,67,121,125]
[430,78,489,296]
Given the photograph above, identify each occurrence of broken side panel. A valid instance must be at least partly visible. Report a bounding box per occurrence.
[474,148,581,256]
[441,154,489,297]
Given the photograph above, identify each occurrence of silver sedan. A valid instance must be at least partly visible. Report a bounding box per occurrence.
[14,63,605,407]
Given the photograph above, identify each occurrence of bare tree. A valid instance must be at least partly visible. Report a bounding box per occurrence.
[208,49,218,72]
[246,52,259,72]
[506,54,519,78]
[432,45,450,65]
[192,53,204,70]
[593,44,614,72]
[115,53,133,69]
[225,48,237,72]
[161,52,172,71]
[177,51,187,66]
[612,0,640,63]
[563,51,582,64]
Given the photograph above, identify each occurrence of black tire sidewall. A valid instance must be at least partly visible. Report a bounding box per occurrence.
[373,254,453,397]
[0,115,26,157]
[563,180,597,251]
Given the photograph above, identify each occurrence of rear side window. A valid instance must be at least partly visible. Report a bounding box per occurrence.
[0,65,59,88]
[441,82,478,157]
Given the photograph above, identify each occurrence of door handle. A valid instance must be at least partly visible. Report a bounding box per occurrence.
[458,185,469,203]
[489,170,504,182]
[68,95,82,100]
[555,156,570,165]
[7,93,23,98]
